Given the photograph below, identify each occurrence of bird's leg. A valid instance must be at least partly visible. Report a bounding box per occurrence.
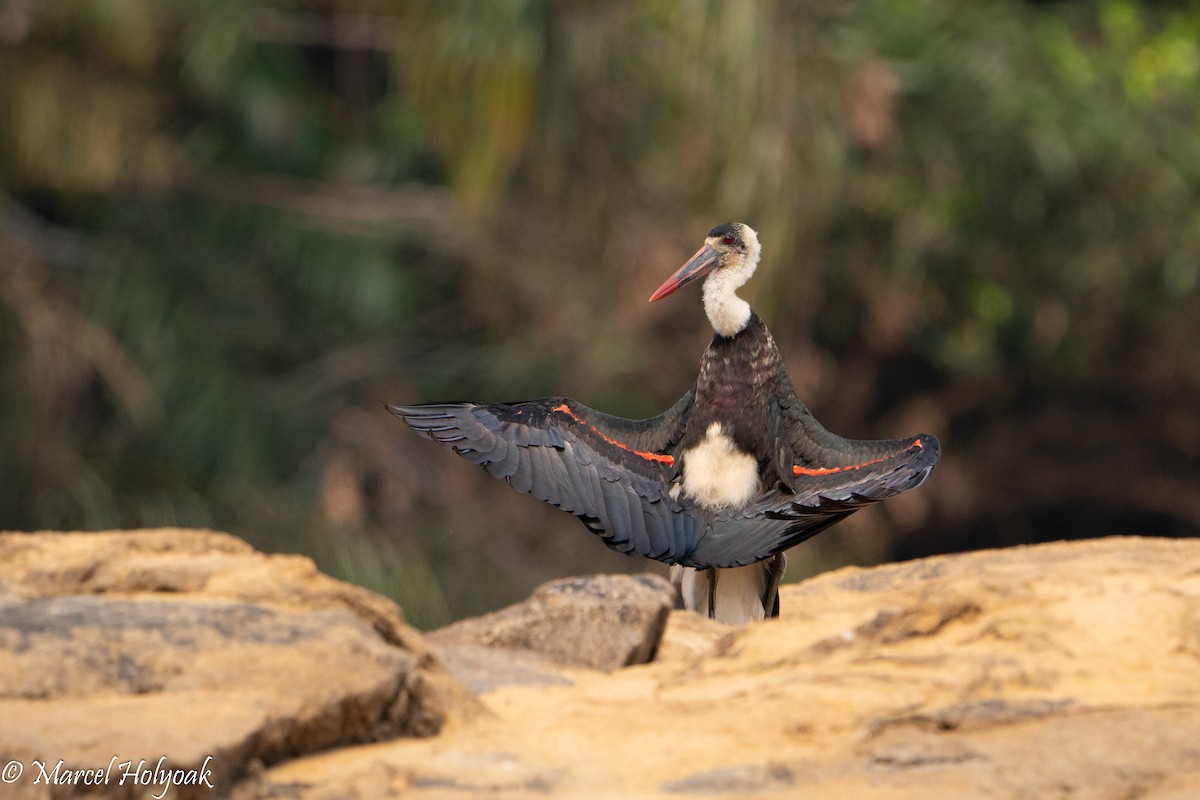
[668,564,686,610]
[762,553,788,618]
[706,567,717,620]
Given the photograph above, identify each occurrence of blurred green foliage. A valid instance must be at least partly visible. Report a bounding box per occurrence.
[2,0,1198,628]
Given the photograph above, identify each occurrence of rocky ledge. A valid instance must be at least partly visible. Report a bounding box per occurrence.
[2,530,1199,799]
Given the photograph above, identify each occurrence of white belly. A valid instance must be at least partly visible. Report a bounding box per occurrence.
[678,422,759,510]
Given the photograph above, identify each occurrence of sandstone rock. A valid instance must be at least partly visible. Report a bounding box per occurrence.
[653,604,736,662]
[237,537,1200,799]
[0,529,481,798]
[429,573,675,679]
[430,643,574,695]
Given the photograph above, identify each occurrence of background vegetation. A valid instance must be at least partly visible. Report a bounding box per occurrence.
[3,0,1198,628]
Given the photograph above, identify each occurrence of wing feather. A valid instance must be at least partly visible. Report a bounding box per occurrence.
[685,433,940,568]
[389,395,702,563]
[642,499,671,559]
[393,396,939,570]
[508,441,534,492]
[485,435,520,480]
[556,441,588,513]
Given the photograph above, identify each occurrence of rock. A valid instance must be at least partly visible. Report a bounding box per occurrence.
[428,573,675,677]
[430,643,575,695]
[660,762,798,794]
[0,529,481,798]
[653,605,736,662]
[237,536,1200,799]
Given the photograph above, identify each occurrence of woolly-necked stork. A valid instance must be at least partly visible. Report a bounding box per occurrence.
[390,222,939,624]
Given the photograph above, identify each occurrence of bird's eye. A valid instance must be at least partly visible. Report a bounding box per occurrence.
[722,234,736,245]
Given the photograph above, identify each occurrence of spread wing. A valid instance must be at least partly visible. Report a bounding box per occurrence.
[392,387,941,570]
[688,432,941,568]
[389,393,702,562]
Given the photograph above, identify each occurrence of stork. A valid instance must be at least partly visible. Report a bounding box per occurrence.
[390,222,939,624]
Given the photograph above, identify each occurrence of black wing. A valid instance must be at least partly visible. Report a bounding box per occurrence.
[687,432,941,568]
[389,393,703,562]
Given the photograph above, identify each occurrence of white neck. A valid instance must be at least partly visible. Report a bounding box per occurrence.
[701,248,759,338]
[702,274,752,337]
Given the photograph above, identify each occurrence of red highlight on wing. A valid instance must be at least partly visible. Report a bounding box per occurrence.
[552,403,675,465]
[793,438,924,477]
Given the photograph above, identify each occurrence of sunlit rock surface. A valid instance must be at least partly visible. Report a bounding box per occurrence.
[3,531,1198,799]
[0,529,481,798]
[429,572,675,690]
[241,537,1200,799]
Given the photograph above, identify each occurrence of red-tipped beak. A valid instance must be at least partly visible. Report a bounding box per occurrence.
[649,243,721,302]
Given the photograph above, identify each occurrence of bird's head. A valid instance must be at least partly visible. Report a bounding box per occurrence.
[649,222,761,303]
